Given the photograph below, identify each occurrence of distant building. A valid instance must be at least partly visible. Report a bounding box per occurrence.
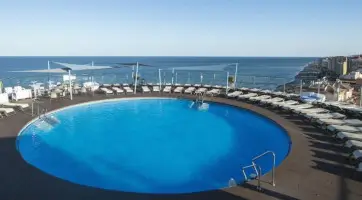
[328,82,354,101]
[328,57,338,71]
[340,70,362,80]
[328,56,351,75]
[335,62,345,75]
[343,57,353,73]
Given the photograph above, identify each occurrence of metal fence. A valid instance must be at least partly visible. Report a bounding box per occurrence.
[0,68,292,91]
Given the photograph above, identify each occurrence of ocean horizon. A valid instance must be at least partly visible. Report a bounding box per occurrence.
[0,56,317,90]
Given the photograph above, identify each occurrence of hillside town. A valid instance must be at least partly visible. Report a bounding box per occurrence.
[281,54,362,104]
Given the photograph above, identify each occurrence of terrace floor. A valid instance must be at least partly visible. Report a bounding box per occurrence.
[0,93,362,200]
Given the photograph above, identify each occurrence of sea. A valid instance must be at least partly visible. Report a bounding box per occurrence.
[0,57,317,90]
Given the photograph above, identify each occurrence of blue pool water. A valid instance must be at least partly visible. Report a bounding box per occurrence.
[17,98,291,194]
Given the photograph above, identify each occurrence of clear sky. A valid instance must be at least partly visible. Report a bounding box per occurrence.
[0,0,361,57]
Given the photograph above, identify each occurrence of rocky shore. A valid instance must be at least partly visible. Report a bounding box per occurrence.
[275,59,335,92]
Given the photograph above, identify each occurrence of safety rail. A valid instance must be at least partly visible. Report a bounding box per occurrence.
[252,150,276,186]
[31,99,48,118]
[195,92,204,104]
[241,150,276,191]
[242,163,259,180]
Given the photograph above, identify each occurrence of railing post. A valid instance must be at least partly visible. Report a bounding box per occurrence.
[272,152,276,186]
[257,165,262,191]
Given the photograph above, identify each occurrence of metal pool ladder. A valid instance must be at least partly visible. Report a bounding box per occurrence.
[241,150,276,191]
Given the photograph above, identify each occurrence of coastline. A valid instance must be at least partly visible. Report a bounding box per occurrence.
[275,59,322,92]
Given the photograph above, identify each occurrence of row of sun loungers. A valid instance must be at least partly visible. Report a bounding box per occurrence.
[99,85,220,95]
[99,86,135,95]
[232,90,362,172]
[0,92,29,118]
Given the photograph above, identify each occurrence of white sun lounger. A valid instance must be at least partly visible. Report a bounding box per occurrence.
[206,88,220,96]
[249,88,261,92]
[344,106,362,112]
[142,86,151,93]
[282,104,313,111]
[1,102,29,110]
[100,88,114,95]
[345,140,362,150]
[260,97,284,105]
[112,87,124,94]
[195,88,207,94]
[239,87,249,91]
[249,95,271,102]
[260,90,272,94]
[152,86,160,92]
[318,119,345,126]
[173,87,184,93]
[0,93,29,110]
[336,132,362,142]
[286,93,300,98]
[316,118,361,127]
[227,91,242,98]
[305,112,346,120]
[327,125,362,133]
[271,100,299,108]
[237,93,258,100]
[184,87,196,94]
[271,91,286,96]
[294,108,329,115]
[123,86,134,93]
[163,86,172,93]
[0,107,16,116]
[342,119,362,126]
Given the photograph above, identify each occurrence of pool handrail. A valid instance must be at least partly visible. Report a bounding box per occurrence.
[252,150,276,187]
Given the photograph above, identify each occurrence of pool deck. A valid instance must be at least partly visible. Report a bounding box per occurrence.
[0,93,362,200]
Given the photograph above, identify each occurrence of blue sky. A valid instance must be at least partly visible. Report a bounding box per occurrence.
[0,0,361,57]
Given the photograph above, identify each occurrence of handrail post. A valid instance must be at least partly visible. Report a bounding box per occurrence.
[272,151,276,186]
[257,165,262,191]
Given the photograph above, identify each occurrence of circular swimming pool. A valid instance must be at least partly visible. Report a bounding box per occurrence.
[17,98,291,194]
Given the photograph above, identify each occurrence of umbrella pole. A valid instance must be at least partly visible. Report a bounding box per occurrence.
[134,62,139,94]
[226,72,229,94]
[47,60,51,91]
[171,68,174,85]
[234,63,238,88]
[158,69,162,89]
[175,72,178,85]
[69,70,73,100]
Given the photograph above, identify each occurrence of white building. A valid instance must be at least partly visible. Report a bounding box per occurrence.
[340,70,362,80]
[325,82,354,102]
